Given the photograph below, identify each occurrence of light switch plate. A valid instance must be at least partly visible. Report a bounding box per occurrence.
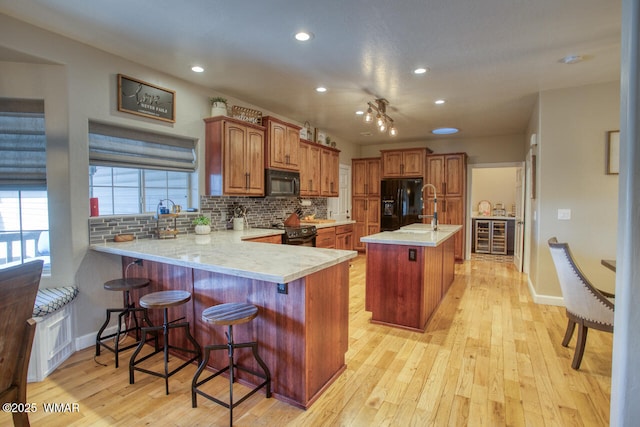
[558,209,571,220]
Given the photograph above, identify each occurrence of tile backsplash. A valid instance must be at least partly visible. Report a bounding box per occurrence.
[88,196,327,244]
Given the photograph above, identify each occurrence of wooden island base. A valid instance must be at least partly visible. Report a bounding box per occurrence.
[124,256,349,409]
[365,238,454,332]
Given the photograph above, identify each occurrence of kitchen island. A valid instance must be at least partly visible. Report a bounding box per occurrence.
[361,224,461,332]
[91,229,357,409]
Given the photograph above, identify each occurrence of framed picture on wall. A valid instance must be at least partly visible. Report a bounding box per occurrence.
[606,130,620,175]
[117,74,176,123]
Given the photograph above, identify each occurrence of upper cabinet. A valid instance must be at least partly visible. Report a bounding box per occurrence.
[425,152,467,260]
[204,116,265,196]
[380,148,430,178]
[263,116,301,171]
[299,140,321,197]
[352,158,380,197]
[320,146,340,197]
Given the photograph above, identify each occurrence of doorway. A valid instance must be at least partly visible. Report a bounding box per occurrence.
[466,162,526,271]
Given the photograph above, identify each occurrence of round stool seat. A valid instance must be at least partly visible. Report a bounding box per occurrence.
[202,302,258,326]
[140,290,191,309]
[103,277,150,291]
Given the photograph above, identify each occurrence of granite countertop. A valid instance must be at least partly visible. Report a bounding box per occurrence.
[472,216,517,220]
[90,229,357,283]
[299,219,356,229]
[360,224,462,247]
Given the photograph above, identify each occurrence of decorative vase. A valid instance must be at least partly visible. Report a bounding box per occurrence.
[195,224,211,235]
[210,102,227,117]
[233,217,244,231]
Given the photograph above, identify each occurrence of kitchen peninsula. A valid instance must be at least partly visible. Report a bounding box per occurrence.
[361,224,461,332]
[91,229,357,409]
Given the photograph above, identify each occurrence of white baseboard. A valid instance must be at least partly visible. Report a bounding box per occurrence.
[528,276,565,306]
[75,325,118,351]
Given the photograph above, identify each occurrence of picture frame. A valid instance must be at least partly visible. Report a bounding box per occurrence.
[606,130,620,175]
[314,128,326,145]
[117,74,176,123]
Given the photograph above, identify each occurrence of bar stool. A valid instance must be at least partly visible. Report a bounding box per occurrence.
[95,277,155,368]
[192,302,271,427]
[129,290,201,395]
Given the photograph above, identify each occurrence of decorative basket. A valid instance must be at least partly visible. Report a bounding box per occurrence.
[231,105,262,125]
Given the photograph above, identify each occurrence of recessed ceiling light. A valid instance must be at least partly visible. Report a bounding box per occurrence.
[295,32,313,41]
[432,127,459,135]
[191,66,204,73]
[435,99,445,105]
[355,110,364,115]
[414,67,429,75]
[559,55,583,64]
[315,86,327,93]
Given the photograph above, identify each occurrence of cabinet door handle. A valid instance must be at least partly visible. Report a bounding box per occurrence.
[400,164,404,175]
[364,183,368,194]
[245,173,250,190]
[443,182,447,195]
[443,199,447,212]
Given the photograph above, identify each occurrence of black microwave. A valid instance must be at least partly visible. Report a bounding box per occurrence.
[265,169,300,197]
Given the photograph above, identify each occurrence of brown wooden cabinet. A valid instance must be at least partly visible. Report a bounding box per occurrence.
[245,235,282,244]
[425,153,467,260]
[316,227,336,249]
[335,224,353,250]
[204,116,265,196]
[320,146,340,197]
[352,158,381,251]
[352,158,380,197]
[263,116,301,171]
[380,148,430,178]
[299,140,321,197]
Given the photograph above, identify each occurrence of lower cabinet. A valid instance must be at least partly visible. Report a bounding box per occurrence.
[315,224,354,250]
[245,235,282,244]
[335,224,353,250]
[316,227,336,249]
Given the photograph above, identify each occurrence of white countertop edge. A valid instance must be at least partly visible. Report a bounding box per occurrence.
[90,232,357,283]
[360,224,462,247]
[299,219,355,229]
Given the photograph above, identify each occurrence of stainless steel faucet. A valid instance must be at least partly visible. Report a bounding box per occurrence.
[420,184,438,230]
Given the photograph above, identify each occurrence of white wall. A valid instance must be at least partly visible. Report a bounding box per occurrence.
[531,81,620,297]
[470,167,517,215]
[358,134,526,164]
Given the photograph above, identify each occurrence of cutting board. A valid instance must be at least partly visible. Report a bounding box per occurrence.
[301,218,336,224]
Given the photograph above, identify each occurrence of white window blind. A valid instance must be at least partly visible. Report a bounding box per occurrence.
[88,121,197,172]
[0,98,46,189]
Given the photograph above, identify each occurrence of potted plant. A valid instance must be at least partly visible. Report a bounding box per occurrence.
[193,215,211,235]
[209,96,228,117]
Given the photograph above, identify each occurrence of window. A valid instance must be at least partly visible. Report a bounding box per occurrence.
[88,121,197,215]
[0,98,50,272]
[89,166,192,214]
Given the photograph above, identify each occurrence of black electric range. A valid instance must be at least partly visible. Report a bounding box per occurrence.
[269,223,317,246]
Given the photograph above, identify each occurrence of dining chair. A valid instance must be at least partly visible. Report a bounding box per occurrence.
[547,238,614,369]
[0,260,44,427]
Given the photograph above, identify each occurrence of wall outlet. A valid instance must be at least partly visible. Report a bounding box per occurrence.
[277,283,288,294]
[558,209,571,220]
[408,248,417,261]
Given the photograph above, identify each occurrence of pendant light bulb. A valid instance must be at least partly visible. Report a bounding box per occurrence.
[364,106,374,123]
[389,125,397,136]
[376,113,384,127]
[379,120,387,132]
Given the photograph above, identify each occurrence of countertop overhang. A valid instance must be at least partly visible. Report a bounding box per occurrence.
[360,224,462,247]
[91,228,357,283]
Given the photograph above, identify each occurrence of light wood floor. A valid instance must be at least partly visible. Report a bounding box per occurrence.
[4,255,612,426]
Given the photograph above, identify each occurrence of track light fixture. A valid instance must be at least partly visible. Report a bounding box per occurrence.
[363,98,397,137]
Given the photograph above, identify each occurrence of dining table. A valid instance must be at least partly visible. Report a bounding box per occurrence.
[601,259,616,272]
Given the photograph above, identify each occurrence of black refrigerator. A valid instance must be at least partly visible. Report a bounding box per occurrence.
[380,178,424,231]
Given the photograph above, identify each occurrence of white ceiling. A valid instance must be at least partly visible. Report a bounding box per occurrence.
[0,0,622,146]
